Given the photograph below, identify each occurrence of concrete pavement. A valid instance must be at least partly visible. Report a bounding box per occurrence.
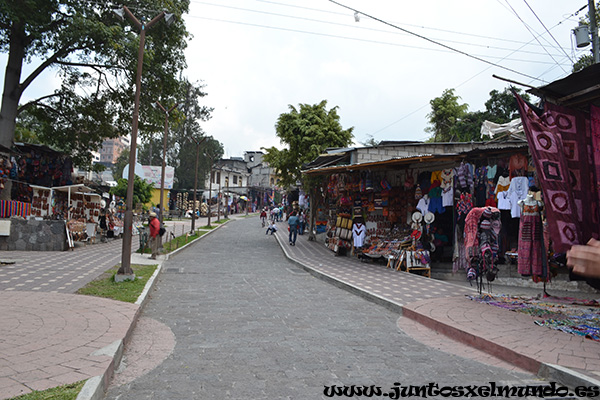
[0,214,235,399]
[2,212,600,399]
[105,215,541,400]
[273,220,600,389]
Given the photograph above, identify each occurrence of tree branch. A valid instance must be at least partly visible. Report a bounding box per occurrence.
[19,43,85,94]
[54,60,126,71]
[17,93,61,115]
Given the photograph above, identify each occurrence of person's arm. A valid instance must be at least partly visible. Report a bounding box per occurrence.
[567,239,600,278]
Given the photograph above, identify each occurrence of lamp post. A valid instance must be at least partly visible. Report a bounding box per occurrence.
[115,5,173,280]
[203,151,216,227]
[190,136,206,233]
[154,101,179,225]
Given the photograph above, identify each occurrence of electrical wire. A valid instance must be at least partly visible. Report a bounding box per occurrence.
[189,0,566,59]
[522,0,574,63]
[192,0,570,57]
[501,0,567,73]
[366,2,581,137]
[251,0,567,50]
[188,14,570,66]
[327,0,556,83]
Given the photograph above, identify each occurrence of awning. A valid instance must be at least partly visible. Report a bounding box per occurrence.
[528,63,600,110]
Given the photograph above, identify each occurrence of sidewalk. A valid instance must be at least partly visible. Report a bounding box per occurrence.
[273,221,600,388]
[0,214,247,400]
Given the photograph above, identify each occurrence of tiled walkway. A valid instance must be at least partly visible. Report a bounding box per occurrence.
[273,221,600,385]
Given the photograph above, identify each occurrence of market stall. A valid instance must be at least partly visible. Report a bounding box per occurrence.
[304,146,535,282]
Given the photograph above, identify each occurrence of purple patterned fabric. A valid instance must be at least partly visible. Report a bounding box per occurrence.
[515,94,582,253]
[545,102,598,243]
[591,105,600,238]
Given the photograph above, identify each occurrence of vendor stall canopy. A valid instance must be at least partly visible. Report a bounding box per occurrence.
[528,63,600,110]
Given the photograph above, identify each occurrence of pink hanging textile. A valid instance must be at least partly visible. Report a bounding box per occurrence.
[514,94,582,253]
[591,105,600,231]
[545,102,598,243]
[518,203,543,276]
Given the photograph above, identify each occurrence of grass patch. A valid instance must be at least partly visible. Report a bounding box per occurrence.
[213,218,229,224]
[76,264,157,303]
[199,225,216,230]
[9,380,85,400]
[162,231,207,252]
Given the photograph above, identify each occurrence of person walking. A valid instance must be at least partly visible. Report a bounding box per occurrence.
[260,208,267,227]
[298,210,306,235]
[148,212,160,260]
[288,211,299,246]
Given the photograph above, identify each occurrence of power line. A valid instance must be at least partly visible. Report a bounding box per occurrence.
[187,14,569,67]
[249,0,567,50]
[190,0,569,57]
[326,0,554,83]
[501,0,567,73]
[522,0,574,63]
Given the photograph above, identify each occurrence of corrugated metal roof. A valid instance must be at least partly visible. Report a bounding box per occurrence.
[528,63,600,109]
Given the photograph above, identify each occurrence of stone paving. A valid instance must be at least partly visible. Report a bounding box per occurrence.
[2,213,600,399]
[0,291,138,399]
[105,216,545,400]
[273,220,600,385]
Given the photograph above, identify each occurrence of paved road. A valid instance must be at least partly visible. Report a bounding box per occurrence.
[105,217,541,400]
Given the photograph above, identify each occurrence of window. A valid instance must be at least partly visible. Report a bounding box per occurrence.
[216,172,221,184]
[233,176,238,185]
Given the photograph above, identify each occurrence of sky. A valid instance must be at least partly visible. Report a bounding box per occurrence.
[181,0,589,157]
[2,0,591,159]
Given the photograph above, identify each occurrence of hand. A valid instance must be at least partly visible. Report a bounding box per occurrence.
[567,239,600,278]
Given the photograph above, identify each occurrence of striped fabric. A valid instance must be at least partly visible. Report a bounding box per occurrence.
[0,200,31,218]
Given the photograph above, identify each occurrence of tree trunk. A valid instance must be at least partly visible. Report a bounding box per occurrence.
[0,22,26,149]
[0,23,26,200]
[308,185,317,241]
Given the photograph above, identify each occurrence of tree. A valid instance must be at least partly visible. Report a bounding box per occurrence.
[572,2,599,73]
[361,134,380,147]
[425,89,468,142]
[110,175,154,207]
[426,87,531,142]
[262,100,354,189]
[112,148,130,183]
[0,0,190,168]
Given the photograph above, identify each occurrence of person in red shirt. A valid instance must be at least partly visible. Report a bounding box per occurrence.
[148,212,160,259]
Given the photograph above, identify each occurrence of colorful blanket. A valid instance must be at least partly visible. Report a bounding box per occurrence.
[469,294,600,341]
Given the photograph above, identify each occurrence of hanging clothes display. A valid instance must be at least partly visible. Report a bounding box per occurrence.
[352,221,366,248]
[517,200,545,278]
[507,176,529,218]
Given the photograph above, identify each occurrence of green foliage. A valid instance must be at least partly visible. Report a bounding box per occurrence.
[426,87,531,142]
[425,88,468,142]
[112,148,130,182]
[9,380,85,400]
[0,0,192,168]
[136,79,218,190]
[572,3,599,72]
[361,134,380,147]
[573,54,594,73]
[110,175,154,206]
[263,100,353,189]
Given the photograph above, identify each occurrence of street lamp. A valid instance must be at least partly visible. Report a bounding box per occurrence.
[115,5,174,280]
[203,150,217,227]
[154,101,179,225]
[190,136,206,233]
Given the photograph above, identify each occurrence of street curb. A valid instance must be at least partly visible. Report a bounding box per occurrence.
[273,232,404,315]
[272,226,600,391]
[164,218,232,261]
[75,220,235,400]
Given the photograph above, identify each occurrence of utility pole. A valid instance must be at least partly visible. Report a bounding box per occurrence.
[590,0,600,63]
[190,137,206,233]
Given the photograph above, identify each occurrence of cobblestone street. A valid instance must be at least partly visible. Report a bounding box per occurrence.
[105,217,540,400]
